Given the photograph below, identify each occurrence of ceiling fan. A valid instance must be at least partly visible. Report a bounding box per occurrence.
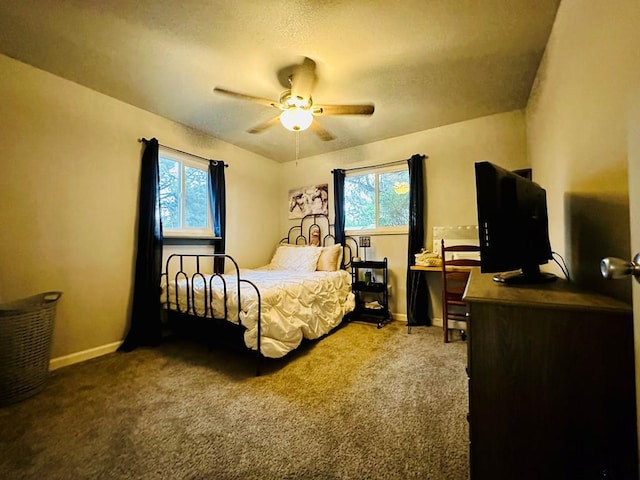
[213,57,374,141]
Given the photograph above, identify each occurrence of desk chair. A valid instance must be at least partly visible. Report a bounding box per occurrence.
[441,239,481,343]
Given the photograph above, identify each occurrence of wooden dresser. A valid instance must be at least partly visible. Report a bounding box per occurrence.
[464,271,638,479]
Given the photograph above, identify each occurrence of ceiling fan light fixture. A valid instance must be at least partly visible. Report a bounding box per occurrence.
[213,57,373,140]
[280,107,313,132]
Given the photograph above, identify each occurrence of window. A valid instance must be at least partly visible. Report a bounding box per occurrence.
[344,165,410,234]
[158,148,213,238]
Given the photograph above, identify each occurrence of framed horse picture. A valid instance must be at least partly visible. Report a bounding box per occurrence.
[288,183,329,219]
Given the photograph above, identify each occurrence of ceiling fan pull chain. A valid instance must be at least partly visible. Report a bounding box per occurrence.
[295,131,300,166]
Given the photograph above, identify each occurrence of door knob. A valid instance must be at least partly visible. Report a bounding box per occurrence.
[600,253,640,283]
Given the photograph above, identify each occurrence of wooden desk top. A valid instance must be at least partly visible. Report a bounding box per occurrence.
[410,265,442,272]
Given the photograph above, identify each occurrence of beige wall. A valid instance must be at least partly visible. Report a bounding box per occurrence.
[13,0,638,363]
[279,110,528,319]
[0,54,282,360]
[629,80,640,463]
[526,0,640,303]
[1,52,527,362]
[526,0,640,451]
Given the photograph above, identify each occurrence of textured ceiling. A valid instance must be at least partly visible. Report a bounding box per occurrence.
[0,0,560,162]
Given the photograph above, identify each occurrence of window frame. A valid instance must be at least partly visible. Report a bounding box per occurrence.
[344,163,410,236]
[158,147,216,240]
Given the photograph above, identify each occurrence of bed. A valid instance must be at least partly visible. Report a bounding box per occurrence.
[161,215,357,374]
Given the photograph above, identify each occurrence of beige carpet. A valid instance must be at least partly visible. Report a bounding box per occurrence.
[0,320,469,480]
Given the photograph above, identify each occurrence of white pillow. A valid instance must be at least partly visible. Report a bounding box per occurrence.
[316,244,343,271]
[335,246,344,270]
[268,245,322,272]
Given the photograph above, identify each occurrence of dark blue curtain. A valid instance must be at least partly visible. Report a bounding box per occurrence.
[121,138,163,350]
[406,154,429,326]
[332,169,346,265]
[209,160,226,273]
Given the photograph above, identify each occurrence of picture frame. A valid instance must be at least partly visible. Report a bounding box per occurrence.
[288,183,329,219]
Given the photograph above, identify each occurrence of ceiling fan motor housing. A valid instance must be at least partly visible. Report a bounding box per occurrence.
[280,90,312,109]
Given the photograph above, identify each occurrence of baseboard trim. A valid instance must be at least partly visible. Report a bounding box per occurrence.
[50,341,123,371]
[432,317,467,330]
[49,313,410,370]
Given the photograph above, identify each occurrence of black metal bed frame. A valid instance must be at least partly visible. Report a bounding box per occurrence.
[280,214,357,267]
[160,214,358,376]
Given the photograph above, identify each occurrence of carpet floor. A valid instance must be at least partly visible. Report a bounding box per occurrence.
[0,320,469,480]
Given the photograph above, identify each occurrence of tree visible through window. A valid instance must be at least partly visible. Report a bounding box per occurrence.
[345,166,410,233]
[158,149,212,237]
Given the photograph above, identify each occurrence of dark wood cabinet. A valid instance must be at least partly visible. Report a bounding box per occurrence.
[351,259,389,327]
[464,271,637,480]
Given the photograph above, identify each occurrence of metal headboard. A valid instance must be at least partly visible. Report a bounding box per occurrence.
[280,214,358,268]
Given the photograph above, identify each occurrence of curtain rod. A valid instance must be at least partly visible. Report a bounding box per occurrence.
[138,138,228,167]
[332,155,426,173]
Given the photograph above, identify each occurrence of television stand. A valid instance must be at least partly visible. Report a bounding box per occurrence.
[465,271,637,479]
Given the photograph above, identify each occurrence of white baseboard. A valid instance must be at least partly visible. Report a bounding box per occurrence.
[49,341,123,371]
[432,317,467,330]
[49,312,410,370]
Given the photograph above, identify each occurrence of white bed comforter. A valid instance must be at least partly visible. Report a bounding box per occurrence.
[165,269,355,358]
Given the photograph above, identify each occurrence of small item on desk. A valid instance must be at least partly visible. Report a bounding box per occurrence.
[415,250,442,267]
[365,300,383,309]
[352,256,361,263]
[365,271,372,285]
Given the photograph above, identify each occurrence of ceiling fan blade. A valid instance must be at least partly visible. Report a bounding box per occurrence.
[290,57,317,104]
[309,119,335,141]
[213,87,279,108]
[247,115,281,134]
[314,104,375,116]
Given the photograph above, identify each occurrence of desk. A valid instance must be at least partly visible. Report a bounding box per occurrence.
[408,264,475,333]
[407,265,442,332]
[410,265,442,272]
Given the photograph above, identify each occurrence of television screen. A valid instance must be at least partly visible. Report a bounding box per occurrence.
[474,161,556,284]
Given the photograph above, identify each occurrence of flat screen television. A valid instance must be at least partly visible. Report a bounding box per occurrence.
[474,161,556,284]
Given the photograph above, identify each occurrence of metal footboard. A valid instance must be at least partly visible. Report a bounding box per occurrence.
[161,253,263,375]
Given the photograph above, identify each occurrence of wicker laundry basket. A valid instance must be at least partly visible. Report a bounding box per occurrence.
[0,291,62,406]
